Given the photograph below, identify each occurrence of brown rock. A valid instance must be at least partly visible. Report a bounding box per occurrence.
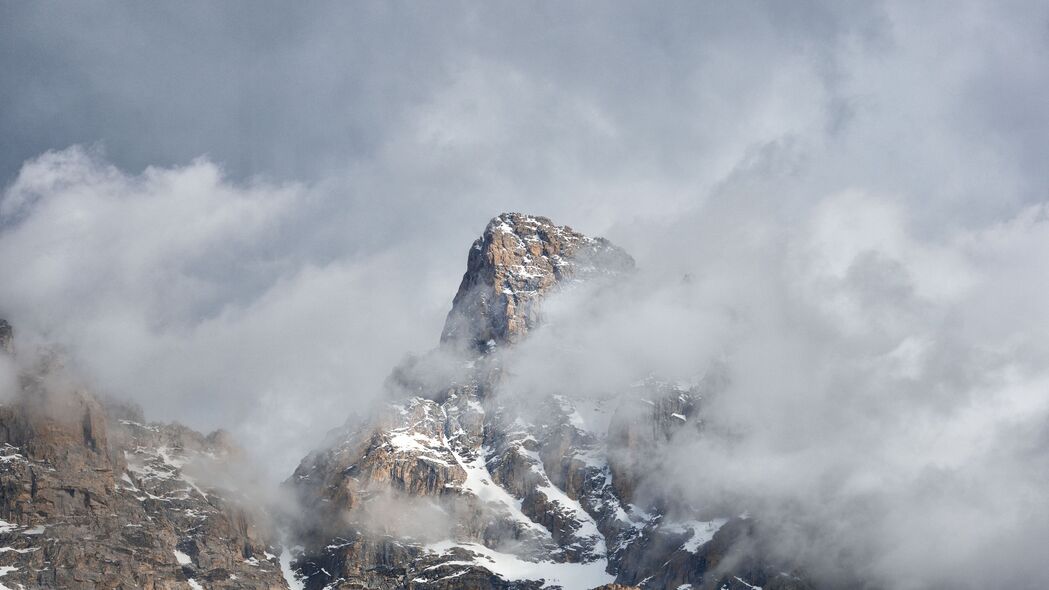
[0,355,288,589]
[441,213,634,352]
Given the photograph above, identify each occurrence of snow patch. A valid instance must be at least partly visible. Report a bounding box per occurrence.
[387,431,453,466]
[280,547,305,590]
[533,478,605,553]
[423,541,614,590]
[663,518,728,552]
[452,446,550,538]
[0,565,19,590]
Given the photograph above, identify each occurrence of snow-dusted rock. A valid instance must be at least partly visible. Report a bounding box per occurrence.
[284,213,814,590]
[0,329,288,590]
[441,213,634,352]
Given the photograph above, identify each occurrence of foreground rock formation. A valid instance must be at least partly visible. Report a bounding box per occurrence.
[0,328,290,590]
[286,213,812,590]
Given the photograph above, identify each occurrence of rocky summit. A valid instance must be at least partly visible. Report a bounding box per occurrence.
[441,213,635,352]
[284,214,811,590]
[0,213,813,590]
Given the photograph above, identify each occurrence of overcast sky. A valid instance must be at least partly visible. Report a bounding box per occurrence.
[2,4,1049,585]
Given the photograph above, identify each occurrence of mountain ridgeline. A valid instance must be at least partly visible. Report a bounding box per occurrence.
[0,213,813,590]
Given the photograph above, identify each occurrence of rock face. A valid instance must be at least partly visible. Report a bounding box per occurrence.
[441,213,634,351]
[286,214,809,590]
[0,329,289,590]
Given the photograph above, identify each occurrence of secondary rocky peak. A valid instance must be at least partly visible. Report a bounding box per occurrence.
[0,325,288,589]
[440,213,634,352]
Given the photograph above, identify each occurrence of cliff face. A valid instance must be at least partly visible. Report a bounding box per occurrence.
[286,214,810,590]
[441,213,634,352]
[0,330,289,590]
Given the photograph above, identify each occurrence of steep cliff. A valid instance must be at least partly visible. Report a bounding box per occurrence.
[441,213,634,352]
[0,326,290,590]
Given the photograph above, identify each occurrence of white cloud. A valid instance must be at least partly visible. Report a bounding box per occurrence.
[0,147,452,479]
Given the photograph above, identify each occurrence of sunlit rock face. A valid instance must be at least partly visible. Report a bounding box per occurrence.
[0,320,289,590]
[440,213,635,352]
[285,215,810,590]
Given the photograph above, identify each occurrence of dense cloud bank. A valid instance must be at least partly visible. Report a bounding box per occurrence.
[500,191,1049,588]
[2,1,1049,587]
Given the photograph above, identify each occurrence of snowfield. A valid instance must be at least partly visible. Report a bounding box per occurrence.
[422,540,615,589]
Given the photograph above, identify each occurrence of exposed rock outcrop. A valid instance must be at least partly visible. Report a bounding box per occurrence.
[441,213,634,352]
[0,322,289,590]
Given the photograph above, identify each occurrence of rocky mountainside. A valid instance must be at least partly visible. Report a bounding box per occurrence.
[285,214,813,590]
[0,332,291,590]
[0,213,817,590]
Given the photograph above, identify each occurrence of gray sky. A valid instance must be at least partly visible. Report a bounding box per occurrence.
[2,3,1049,586]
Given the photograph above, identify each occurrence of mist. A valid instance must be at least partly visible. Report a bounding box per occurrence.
[494,190,1049,588]
[2,1,1048,587]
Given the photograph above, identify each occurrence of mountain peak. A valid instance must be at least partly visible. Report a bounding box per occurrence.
[440,213,634,351]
